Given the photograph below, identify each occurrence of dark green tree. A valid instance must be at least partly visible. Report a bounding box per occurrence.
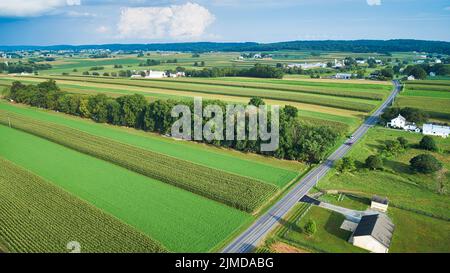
[419,136,438,151]
[410,154,442,174]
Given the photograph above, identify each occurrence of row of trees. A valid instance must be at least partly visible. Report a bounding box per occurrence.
[184,64,284,79]
[381,107,429,125]
[336,135,442,174]
[6,80,340,163]
[0,61,52,74]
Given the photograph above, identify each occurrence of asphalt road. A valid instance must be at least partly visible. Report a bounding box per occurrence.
[222,80,401,253]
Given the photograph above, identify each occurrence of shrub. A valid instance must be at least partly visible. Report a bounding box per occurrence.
[410,154,443,174]
[304,219,317,236]
[365,155,383,170]
[335,157,356,173]
[419,136,438,151]
[397,137,408,149]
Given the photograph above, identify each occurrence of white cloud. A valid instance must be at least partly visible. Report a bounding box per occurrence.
[0,0,81,17]
[366,0,381,6]
[96,25,109,33]
[117,2,215,40]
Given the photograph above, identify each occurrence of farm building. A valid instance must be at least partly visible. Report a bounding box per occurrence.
[335,73,352,80]
[407,75,416,81]
[387,115,420,132]
[422,124,450,138]
[350,214,394,253]
[287,63,327,69]
[371,196,389,212]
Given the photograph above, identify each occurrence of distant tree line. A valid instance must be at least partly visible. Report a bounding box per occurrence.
[5,80,340,163]
[0,61,52,74]
[185,64,284,79]
[4,39,449,54]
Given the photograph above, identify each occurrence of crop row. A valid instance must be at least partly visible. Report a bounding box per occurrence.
[0,110,278,212]
[405,84,450,92]
[153,78,385,101]
[33,76,377,112]
[0,157,167,253]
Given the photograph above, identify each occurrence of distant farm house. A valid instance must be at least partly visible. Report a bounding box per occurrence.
[422,124,450,138]
[350,214,394,253]
[407,75,416,81]
[387,114,420,133]
[287,62,327,69]
[335,73,353,80]
[131,70,185,79]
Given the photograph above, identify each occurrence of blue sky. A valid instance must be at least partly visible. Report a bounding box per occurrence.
[0,0,449,45]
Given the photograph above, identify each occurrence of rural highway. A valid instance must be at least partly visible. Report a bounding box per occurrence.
[222,80,401,253]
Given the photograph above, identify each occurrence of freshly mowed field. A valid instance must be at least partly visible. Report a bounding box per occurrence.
[0,125,251,252]
[318,127,450,220]
[0,157,167,253]
[0,110,278,213]
[0,101,301,186]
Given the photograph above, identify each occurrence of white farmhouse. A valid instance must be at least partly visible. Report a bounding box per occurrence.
[335,73,352,80]
[387,114,406,129]
[145,70,167,79]
[387,115,420,132]
[435,59,442,64]
[350,214,394,253]
[407,75,416,81]
[422,124,450,138]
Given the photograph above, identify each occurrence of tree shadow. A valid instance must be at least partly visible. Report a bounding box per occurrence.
[273,214,302,234]
[323,212,351,241]
[383,158,413,174]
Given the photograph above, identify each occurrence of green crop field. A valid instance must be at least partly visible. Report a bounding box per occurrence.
[0,110,279,213]
[396,79,450,122]
[0,125,252,252]
[0,101,301,186]
[22,75,380,112]
[0,157,167,253]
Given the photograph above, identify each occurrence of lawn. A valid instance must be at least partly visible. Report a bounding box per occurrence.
[278,205,366,253]
[0,101,300,187]
[0,157,167,253]
[0,125,252,252]
[318,127,450,220]
[314,194,450,253]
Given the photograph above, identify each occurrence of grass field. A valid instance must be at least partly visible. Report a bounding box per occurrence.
[0,125,252,252]
[0,110,279,212]
[0,157,167,253]
[0,101,301,186]
[275,205,366,253]
[318,127,450,220]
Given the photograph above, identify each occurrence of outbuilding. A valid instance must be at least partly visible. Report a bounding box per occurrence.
[371,196,389,212]
[350,214,394,253]
[422,124,450,138]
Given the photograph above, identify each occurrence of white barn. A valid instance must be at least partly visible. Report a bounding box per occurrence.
[422,124,450,138]
[350,214,394,253]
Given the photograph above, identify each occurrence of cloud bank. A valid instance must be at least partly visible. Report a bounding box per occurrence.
[0,0,81,17]
[367,0,381,6]
[117,2,215,40]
